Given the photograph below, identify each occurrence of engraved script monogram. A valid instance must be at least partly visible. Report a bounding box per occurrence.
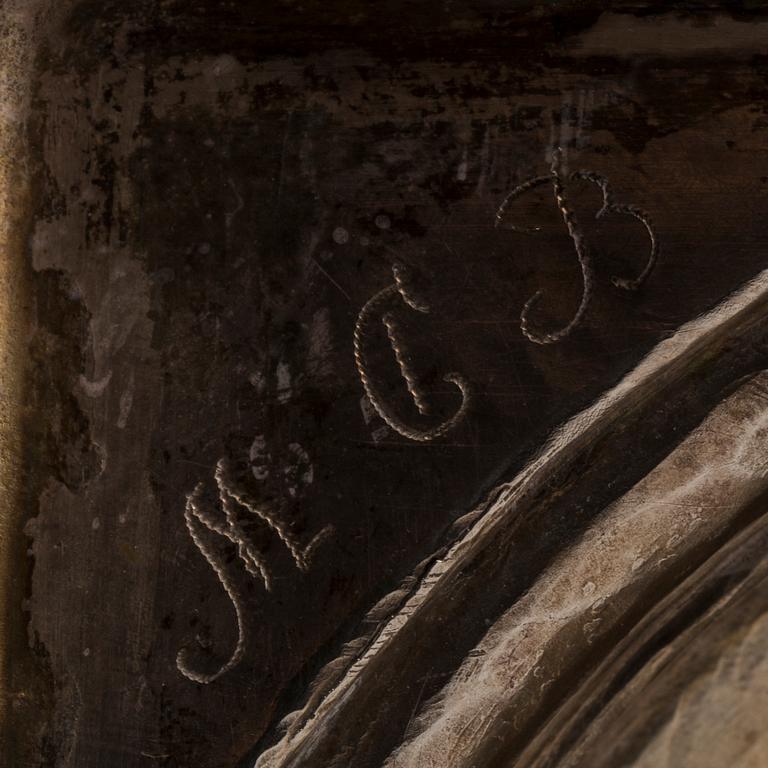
[353,261,472,442]
[177,458,333,684]
[178,147,660,683]
[495,148,659,344]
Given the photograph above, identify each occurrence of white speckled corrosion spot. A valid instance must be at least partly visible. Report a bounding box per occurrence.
[332,226,349,244]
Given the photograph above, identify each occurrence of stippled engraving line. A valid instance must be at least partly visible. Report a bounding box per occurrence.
[392,260,430,312]
[176,483,254,685]
[382,312,430,416]
[521,149,593,344]
[570,169,658,291]
[496,148,660,344]
[354,262,471,442]
[215,459,332,572]
[494,174,551,233]
[178,458,333,684]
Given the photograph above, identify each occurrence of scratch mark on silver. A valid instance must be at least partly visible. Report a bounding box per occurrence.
[354,262,471,441]
[178,458,333,683]
[309,255,352,301]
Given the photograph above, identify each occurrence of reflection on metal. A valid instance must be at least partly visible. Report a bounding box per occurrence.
[496,148,659,344]
[354,262,471,442]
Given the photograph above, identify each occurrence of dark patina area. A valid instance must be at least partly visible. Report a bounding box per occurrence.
[11,2,768,767]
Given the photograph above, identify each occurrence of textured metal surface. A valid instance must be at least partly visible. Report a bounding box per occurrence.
[3,2,768,767]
